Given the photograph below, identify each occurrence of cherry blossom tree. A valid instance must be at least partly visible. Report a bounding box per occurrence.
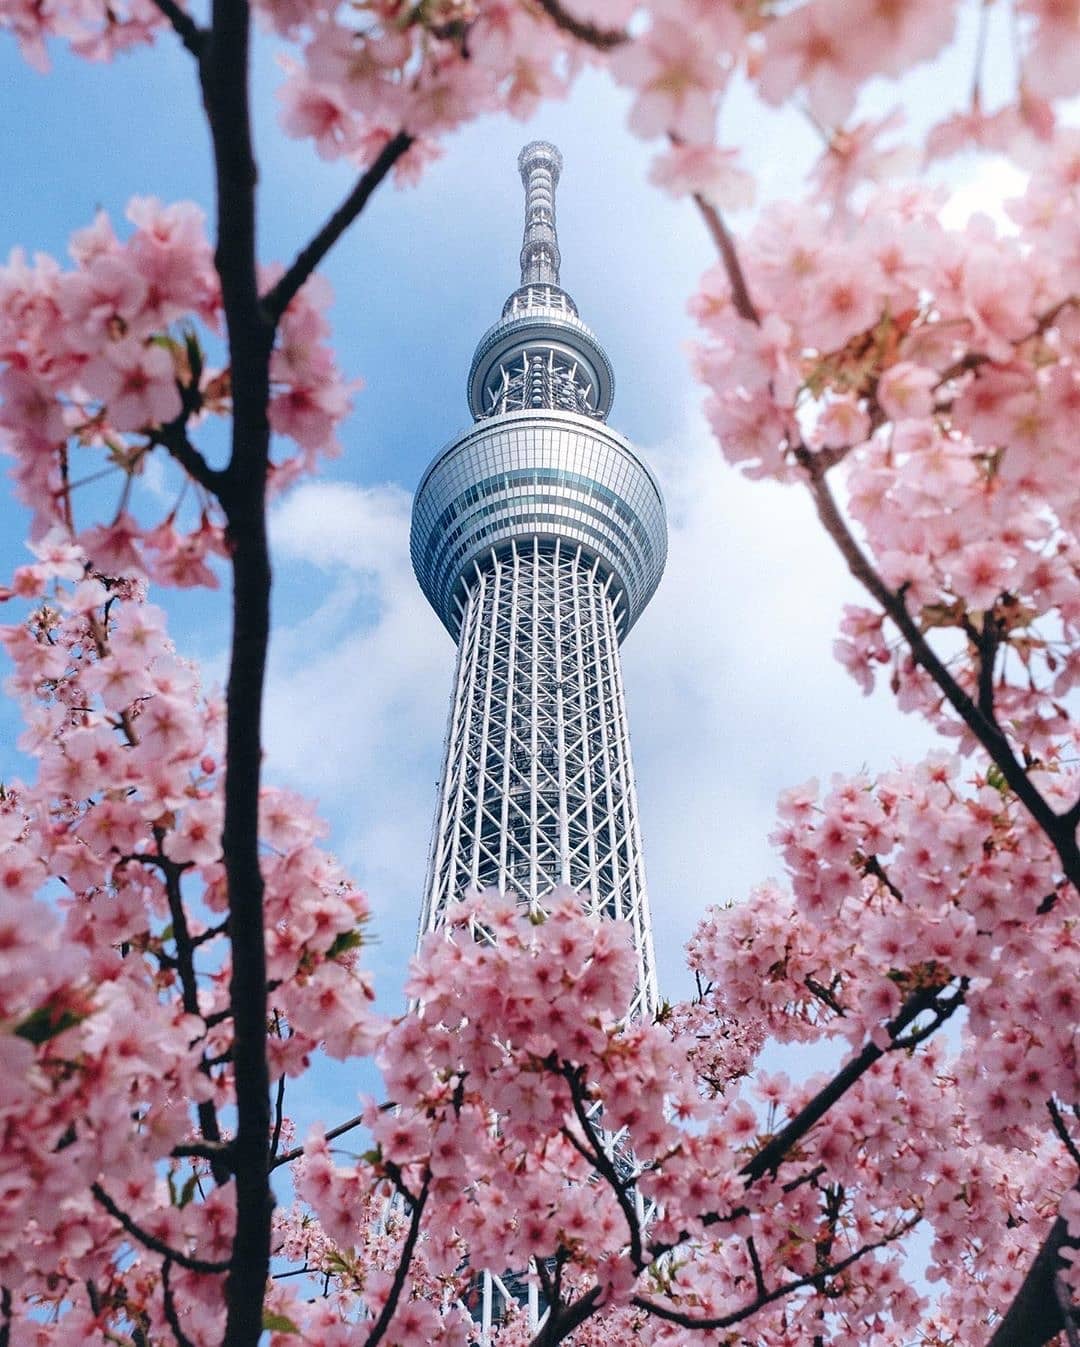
[0,1,1078,1345]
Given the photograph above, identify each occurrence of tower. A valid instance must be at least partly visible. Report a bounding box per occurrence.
[411,141,667,1024]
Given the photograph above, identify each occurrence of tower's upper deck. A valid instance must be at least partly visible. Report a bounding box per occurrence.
[411,142,667,641]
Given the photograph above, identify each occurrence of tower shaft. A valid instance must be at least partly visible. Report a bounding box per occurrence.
[419,537,657,1020]
[410,138,667,1338]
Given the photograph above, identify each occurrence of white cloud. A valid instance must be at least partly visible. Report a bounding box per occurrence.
[622,411,936,994]
[264,480,453,1000]
[262,422,938,1007]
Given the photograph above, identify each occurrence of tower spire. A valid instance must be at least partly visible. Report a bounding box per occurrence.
[518,140,563,287]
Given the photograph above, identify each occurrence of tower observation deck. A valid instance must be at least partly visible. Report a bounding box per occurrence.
[411,141,667,1025]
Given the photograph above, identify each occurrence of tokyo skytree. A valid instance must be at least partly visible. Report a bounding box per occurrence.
[411,140,667,1027]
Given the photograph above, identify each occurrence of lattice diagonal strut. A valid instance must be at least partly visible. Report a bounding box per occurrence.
[418,536,658,1022]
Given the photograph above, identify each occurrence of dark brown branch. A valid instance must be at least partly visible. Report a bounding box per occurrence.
[269,1054,286,1163]
[91,1184,229,1275]
[270,1110,365,1170]
[154,420,223,495]
[563,1064,645,1269]
[261,133,414,327]
[156,836,229,1181]
[531,1285,604,1347]
[987,1192,1079,1347]
[147,0,205,58]
[804,974,846,1016]
[0,1286,10,1347]
[974,614,1000,725]
[1049,1099,1080,1172]
[534,0,627,49]
[693,196,761,325]
[633,1219,918,1331]
[172,1140,234,1163]
[864,854,904,905]
[740,983,960,1186]
[361,1176,430,1347]
[798,455,1080,893]
[161,1261,199,1347]
[534,1254,556,1308]
[747,1235,767,1299]
[200,0,276,1335]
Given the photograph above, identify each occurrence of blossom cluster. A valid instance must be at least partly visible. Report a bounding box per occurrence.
[3,0,1075,210]
[0,548,374,1345]
[0,198,350,586]
[693,139,1080,772]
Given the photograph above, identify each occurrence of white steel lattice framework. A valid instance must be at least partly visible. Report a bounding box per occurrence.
[410,141,667,1333]
[423,536,657,1019]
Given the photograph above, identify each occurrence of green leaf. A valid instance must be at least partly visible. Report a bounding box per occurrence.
[262,1312,300,1335]
[184,328,204,385]
[326,928,364,960]
[14,1004,86,1045]
[178,1173,199,1208]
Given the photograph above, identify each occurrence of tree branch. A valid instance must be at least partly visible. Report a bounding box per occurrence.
[986,1191,1079,1347]
[798,453,1080,892]
[1049,1099,1080,1172]
[739,983,959,1186]
[562,1064,645,1270]
[973,613,1000,725]
[270,1110,366,1170]
[200,0,276,1338]
[154,419,223,495]
[693,195,761,325]
[161,1261,199,1347]
[147,0,206,58]
[91,1184,230,1275]
[532,1285,604,1347]
[155,835,229,1181]
[633,1219,918,1331]
[269,1067,286,1164]
[361,1176,430,1347]
[261,132,414,327]
[533,0,627,49]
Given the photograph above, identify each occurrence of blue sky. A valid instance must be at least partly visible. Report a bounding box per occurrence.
[2,23,1002,1048]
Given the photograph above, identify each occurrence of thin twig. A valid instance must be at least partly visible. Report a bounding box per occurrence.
[91,1184,230,1275]
[633,1219,918,1331]
[746,1235,767,1299]
[562,1065,645,1270]
[172,1140,234,1163]
[361,1176,430,1347]
[261,133,415,327]
[156,834,228,1179]
[269,1055,286,1163]
[161,1261,199,1347]
[533,0,627,49]
[271,1111,366,1170]
[693,196,761,325]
